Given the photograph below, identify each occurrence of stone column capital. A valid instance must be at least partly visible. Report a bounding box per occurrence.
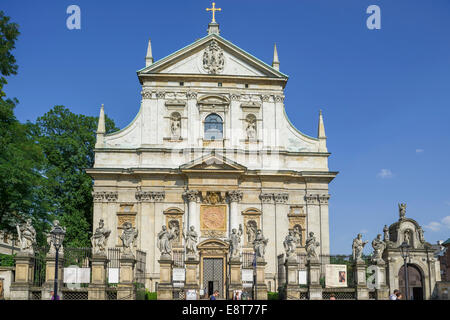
[259,193,274,203]
[274,95,285,103]
[261,95,270,102]
[93,191,118,203]
[135,190,165,202]
[183,190,199,202]
[305,193,319,205]
[155,91,166,99]
[230,93,241,101]
[319,194,330,205]
[227,190,243,203]
[141,90,153,100]
[186,91,198,100]
[274,193,289,204]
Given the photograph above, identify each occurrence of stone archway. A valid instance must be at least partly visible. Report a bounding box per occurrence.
[197,239,229,299]
[398,264,424,300]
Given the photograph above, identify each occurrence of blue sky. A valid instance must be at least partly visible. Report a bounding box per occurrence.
[3,0,450,253]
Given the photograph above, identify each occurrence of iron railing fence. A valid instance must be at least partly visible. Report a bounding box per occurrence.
[173,249,185,268]
[33,247,48,287]
[242,251,254,268]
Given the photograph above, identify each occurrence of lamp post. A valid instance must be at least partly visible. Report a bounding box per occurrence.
[50,224,65,300]
[399,241,410,300]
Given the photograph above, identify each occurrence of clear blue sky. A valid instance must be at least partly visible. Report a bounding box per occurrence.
[3,0,450,253]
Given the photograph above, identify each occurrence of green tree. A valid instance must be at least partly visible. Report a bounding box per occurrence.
[0,10,47,239]
[34,106,117,247]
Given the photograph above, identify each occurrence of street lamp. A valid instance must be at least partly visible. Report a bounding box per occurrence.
[50,224,65,300]
[399,241,410,300]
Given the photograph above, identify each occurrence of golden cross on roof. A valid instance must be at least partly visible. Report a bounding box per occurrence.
[206,2,222,23]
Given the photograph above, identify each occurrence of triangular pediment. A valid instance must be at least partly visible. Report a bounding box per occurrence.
[180,153,247,172]
[138,34,288,80]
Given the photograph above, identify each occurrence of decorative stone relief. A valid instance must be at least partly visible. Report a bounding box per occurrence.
[305,194,319,205]
[135,188,165,202]
[274,95,285,103]
[141,90,152,99]
[183,190,199,203]
[259,193,274,203]
[227,190,243,203]
[319,194,330,205]
[230,93,240,101]
[186,91,197,100]
[156,91,166,99]
[202,40,224,74]
[201,230,226,238]
[274,193,289,204]
[261,95,270,102]
[92,191,118,202]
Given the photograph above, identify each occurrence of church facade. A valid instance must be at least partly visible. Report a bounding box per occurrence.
[87,19,337,295]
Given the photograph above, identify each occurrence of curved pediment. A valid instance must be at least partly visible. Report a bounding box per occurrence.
[198,95,230,106]
[180,152,247,173]
[197,238,229,250]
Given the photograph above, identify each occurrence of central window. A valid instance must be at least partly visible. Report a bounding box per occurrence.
[204,113,223,140]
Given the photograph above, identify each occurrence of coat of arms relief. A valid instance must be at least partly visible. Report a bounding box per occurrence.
[202,40,224,74]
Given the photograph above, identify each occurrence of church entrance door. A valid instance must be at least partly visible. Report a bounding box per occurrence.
[203,258,224,297]
[398,264,424,300]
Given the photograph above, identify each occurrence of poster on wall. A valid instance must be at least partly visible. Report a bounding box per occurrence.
[325,264,347,288]
[173,268,185,282]
[108,268,119,284]
[241,269,253,283]
[186,290,198,300]
[298,270,307,285]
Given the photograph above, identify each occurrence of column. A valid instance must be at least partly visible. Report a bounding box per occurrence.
[307,258,322,300]
[42,251,64,300]
[274,193,289,291]
[260,193,276,288]
[10,252,35,300]
[227,190,243,235]
[183,190,199,233]
[228,257,242,299]
[88,254,108,300]
[255,259,268,300]
[374,262,389,300]
[157,255,173,300]
[305,194,321,265]
[319,194,331,269]
[186,91,198,146]
[354,260,369,300]
[285,256,299,300]
[117,253,136,300]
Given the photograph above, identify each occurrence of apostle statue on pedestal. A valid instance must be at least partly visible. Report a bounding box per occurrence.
[16,219,36,254]
[183,225,198,258]
[253,229,268,260]
[352,233,368,263]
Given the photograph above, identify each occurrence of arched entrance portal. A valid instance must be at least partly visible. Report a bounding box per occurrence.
[398,264,424,300]
[197,239,229,299]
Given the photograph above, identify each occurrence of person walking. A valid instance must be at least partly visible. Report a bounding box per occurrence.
[396,291,403,300]
[389,289,399,300]
[329,294,336,300]
[210,290,219,300]
[50,291,60,300]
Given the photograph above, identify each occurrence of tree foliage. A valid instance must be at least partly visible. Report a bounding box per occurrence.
[0,10,48,240]
[33,106,117,247]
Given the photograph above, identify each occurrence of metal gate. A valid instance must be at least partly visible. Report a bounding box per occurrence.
[203,258,223,298]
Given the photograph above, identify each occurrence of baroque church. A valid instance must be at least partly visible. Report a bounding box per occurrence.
[87,7,337,296]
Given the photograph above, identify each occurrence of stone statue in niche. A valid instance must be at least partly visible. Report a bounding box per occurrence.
[293,224,302,246]
[170,113,181,140]
[245,115,257,140]
[16,219,36,254]
[246,220,257,245]
[417,226,425,244]
[120,222,138,256]
[404,230,411,245]
[168,220,180,243]
[371,234,386,264]
[352,233,368,263]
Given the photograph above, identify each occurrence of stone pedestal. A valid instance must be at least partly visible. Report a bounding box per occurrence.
[117,254,136,300]
[254,258,267,300]
[10,252,34,300]
[307,259,322,300]
[354,261,369,300]
[157,255,173,300]
[185,257,199,298]
[374,263,389,300]
[88,254,108,300]
[42,253,64,300]
[228,258,242,299]
[285,256,299,300]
